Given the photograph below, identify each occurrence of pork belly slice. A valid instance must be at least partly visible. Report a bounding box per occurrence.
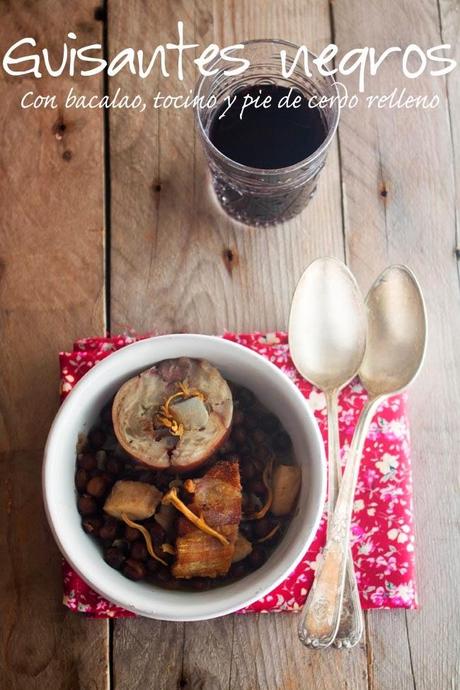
[172,461,242,579]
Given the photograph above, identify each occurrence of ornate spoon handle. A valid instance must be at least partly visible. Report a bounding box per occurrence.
[330,392,364,648]
[334,552,364,648]
[298,397,382,648]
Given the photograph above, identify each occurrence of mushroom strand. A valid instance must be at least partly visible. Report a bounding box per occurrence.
[162,487,229,546]
[120,512,168,566]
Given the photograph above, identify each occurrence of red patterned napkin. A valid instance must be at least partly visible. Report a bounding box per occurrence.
[60,332,417,617]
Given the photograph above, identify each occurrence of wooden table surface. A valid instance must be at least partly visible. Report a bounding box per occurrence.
[1,1,459,688]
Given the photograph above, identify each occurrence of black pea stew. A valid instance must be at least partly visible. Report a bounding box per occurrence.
[75,358,301,591]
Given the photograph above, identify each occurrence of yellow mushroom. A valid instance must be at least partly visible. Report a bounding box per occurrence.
[162,487,229,546]
[120,513,167,566]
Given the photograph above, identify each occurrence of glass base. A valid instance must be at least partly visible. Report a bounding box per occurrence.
[212,175,319,227]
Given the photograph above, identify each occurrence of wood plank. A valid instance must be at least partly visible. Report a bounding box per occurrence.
[109,0,344,337]
[181,618,234,690]
[0,452,109,690]
[0,2,108,688]
[230,613,367,690]
[112,619,184,690]
[108,1,189,683]
[332,1,460,688]
[364,612,416,690]
[108,0,368,687]
[439,0,460,242]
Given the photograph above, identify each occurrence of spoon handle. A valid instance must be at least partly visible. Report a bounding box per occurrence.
[333,551,364,648]
[298,397,381,648]
[329,394,364,649]
[326,391,339,525]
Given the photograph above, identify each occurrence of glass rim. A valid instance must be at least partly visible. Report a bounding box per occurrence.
[194,38,340,176]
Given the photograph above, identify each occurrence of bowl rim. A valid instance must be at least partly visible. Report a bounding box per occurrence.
[43,333,326,620]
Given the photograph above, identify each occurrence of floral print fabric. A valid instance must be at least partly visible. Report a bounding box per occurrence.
[60,332,417,617]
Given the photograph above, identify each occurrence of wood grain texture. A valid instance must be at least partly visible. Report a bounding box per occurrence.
[112,618,184,689]
[229,614,367,690]
[109,0,344,336]
[332,1,460,689]
[0,2,108,688]
[0,0,454,688]
[439,0,460,243]
[107,1,368,688]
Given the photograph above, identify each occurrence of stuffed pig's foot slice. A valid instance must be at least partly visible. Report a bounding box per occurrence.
[112,358,233,472]
[170,460,242,578]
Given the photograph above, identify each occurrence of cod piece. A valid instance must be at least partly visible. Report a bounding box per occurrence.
[271,465,301,516]
[103,480,162,521]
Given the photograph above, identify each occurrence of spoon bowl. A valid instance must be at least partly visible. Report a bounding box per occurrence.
[289,257,367,393]
[360,265,427,396]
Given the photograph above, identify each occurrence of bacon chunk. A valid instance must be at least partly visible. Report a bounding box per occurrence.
[172,461,242,578]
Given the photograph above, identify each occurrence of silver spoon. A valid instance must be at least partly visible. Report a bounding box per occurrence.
[298,265,427,648]
[289,257,367,649]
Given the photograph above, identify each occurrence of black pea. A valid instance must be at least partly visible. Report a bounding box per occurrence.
[95,450,107,470]
[232,409,245,426]
[146,557,160,574]
[244,415,258,430]
[82,516,103,535]
[239,389,255,408]
[102,471,115,488]
[86,475,108,498]
[249,479,266,496]
[104,547,126,570]
[190,578,211,591]
[125,525,140,542]
[253,517,274,539]
[130,541,148,561]
[123,559,147,581]
[232,427,247,445]
[249,547,266,569]
[99,517,119,541]
[78,453,97,471]
[254,445,270,462]
[240,461,256,481]
[231,562,247,579]
[241,493,251,513]
[149,523,166,545]
[75,468,88,492]
[112,539,130,555]
[153,473,172,491]
[88,427,106,449]
[273,431,292,452]
[100,401,113,425]
[106,456,124,475]
[155,566,171,583]
[218,439,235,455]
[251,429,267,444]
[137,471,156,483]
[239,519,253,536]
[78,494,97,516]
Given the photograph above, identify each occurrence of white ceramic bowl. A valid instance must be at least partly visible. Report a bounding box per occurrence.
[43,334,326,621]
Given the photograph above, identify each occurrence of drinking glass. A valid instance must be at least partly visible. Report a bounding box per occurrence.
[194,39,340,227]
